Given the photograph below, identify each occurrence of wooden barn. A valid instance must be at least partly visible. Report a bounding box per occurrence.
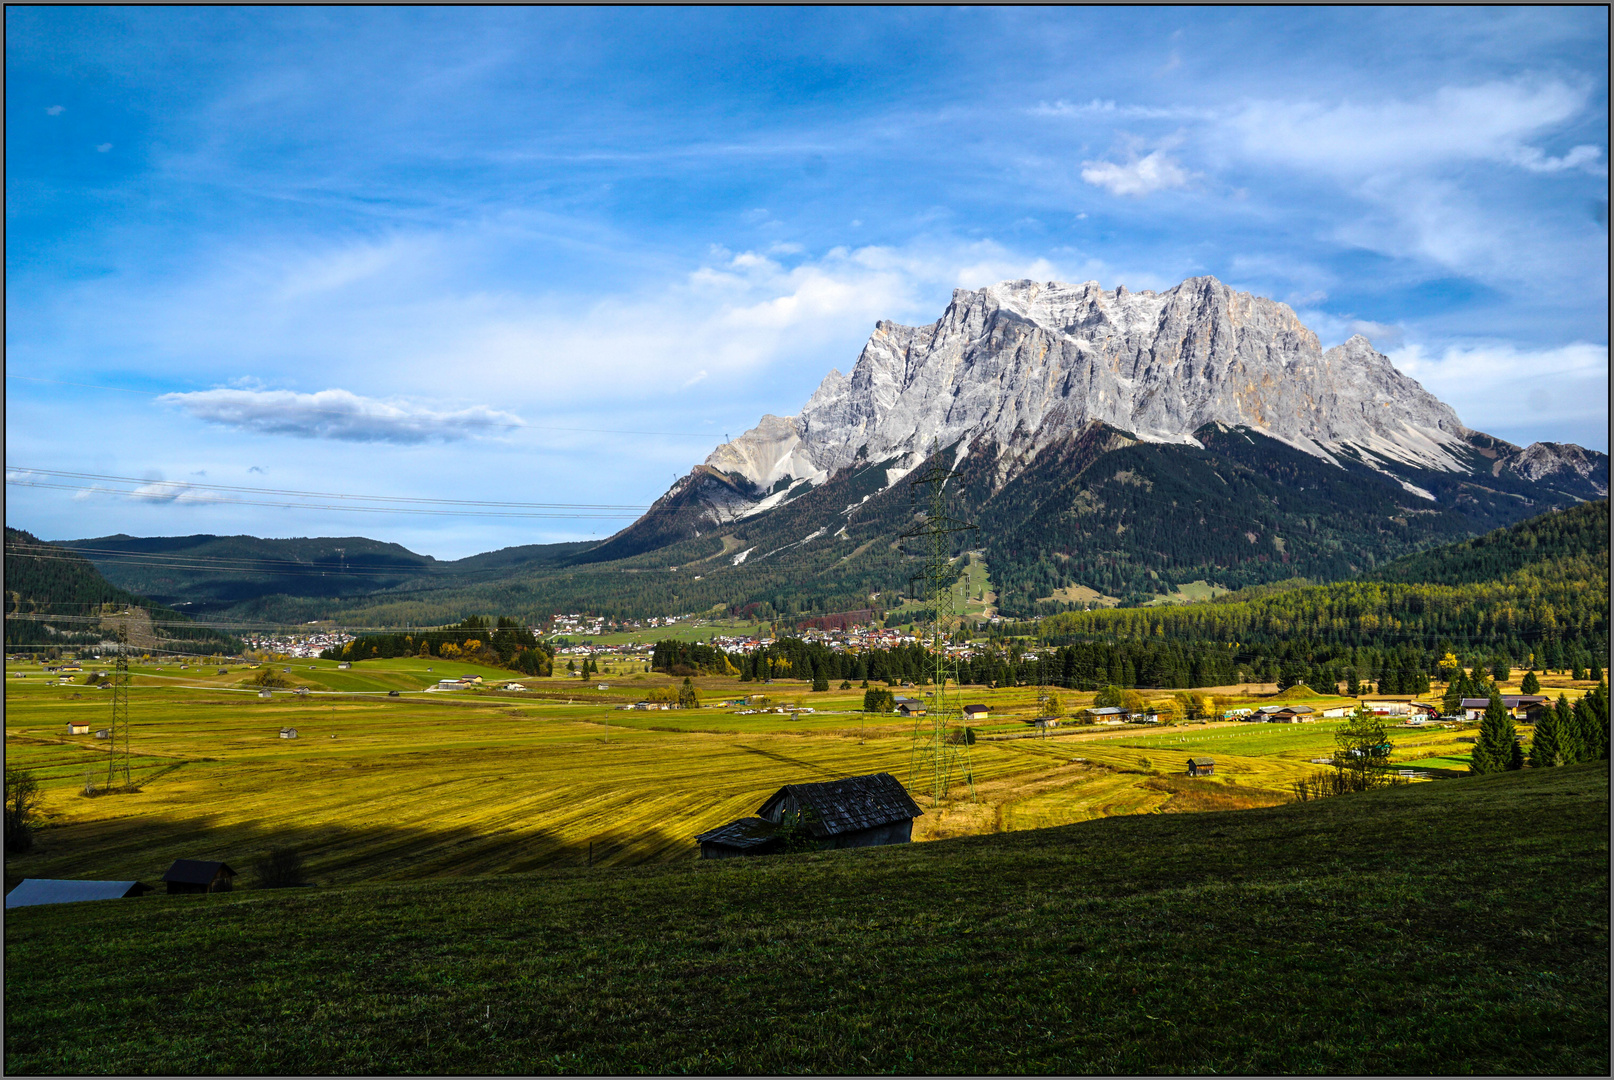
[161,859,237,894]
[279,728,298,739]
[695,773,924,859]
[894,697,927,717]
[1187,757,1216,777]
[66,720,90,735]
[963,704,990,720]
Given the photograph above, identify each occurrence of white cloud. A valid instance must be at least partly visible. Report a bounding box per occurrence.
[681,369,709,389]
[157,388,524,443]
[96,143,112,153]
[1389,340,1608,437]
[1031,98,1208,121]
[45,105,64,116]
[1224,79,1599,177]
[1081,146,1192,197]
[1510,144,1604,174]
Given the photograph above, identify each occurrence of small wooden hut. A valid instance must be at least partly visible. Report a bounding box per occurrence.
[1187,757,1216,777]
[161,859,237,894]
[696,773,924,859]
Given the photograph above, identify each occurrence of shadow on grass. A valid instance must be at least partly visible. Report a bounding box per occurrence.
[4,809,696,889]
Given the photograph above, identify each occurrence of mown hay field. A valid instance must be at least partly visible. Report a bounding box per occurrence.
[3,655,1508,887]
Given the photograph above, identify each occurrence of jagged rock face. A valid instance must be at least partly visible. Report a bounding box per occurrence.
[1508,442,1610,496]
[707,275,1475,494]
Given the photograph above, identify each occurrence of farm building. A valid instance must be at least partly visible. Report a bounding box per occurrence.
[1262,705,1316,723]
[1085,706,1127,721]
[1459,696,1548,721]
[695,773,924,859]
[337,662,352,669]
[279,728,298,739]
[258,689,273,699]
[6,879,152,909]
[963,704,990,719]
[894,697,926,717]
[1187,757,1216,777]
[1027,717,1060,729]
[66,720,90,736]
[161,859,237,894]
[94,728,110,739]
[216,668,228,675]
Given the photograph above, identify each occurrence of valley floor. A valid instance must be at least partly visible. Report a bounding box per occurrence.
[6,655,1578,887]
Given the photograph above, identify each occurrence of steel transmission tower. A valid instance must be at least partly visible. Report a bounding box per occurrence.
[902,445,977,806]
[105,622,132,789]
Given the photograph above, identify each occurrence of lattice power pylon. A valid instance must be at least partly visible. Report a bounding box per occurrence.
[105,622,132,789]
[902,445,977,806]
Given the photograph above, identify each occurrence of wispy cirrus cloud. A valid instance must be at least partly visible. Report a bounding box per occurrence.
[1223,78,1604,177]
[157,388,524,443]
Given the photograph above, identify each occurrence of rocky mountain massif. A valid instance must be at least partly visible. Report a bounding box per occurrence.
[57,276,1607,625]
[580,276,1607,615]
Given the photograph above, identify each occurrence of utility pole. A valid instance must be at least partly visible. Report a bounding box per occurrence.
[105,623,132,789]
[902,443,977,806]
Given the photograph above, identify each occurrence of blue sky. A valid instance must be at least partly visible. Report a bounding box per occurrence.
[6,7,1608,557]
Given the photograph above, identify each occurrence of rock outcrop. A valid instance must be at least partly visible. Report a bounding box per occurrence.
[705,276,1480,501]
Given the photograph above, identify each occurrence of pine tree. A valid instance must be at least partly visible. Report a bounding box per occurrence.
[1529,701,1566,768]
[1470,689,1517,774]
[1520,671,1540,695]
[1552,695,1581,764]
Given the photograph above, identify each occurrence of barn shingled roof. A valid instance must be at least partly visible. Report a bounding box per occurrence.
[693,817,780,851]
[1187,757,1215,767]
[757,772,924,838]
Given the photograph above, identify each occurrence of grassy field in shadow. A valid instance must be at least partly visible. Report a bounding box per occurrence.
[4,763,1606,1075]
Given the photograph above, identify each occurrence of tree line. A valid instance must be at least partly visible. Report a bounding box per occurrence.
[322,616,554,676]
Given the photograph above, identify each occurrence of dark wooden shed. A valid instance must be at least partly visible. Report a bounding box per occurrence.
[1187,756,1216,777]
[161,859,237,894]
[696,772,924,859]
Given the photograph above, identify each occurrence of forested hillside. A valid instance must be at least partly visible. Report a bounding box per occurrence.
[4,528,241,653]
[1029,501,1609,685]
[1367,499,1608,586]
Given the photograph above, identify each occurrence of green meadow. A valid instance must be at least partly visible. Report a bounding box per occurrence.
[3,765,1606,1075]
[2,654,1527,890]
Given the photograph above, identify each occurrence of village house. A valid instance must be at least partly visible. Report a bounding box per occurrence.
[962,704,990,720]
[1459,695,1548,721]
[894,697,926,717]
[1262,705,1316,723]
[160,859,237,894]
[695,773,924,859]
[1084,706,1127,723]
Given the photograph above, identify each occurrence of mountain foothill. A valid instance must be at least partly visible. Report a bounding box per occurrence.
[16,275,1609,630]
